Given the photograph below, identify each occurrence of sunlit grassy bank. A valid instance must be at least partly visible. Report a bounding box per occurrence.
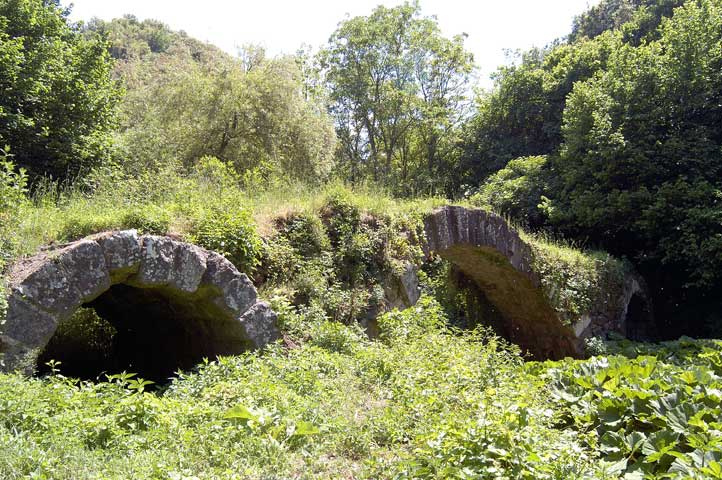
[1,301,720,479]
[2,170,720,479]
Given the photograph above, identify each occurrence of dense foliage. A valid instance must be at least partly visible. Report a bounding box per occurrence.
[84,17,337,183]
[548,0,722,331]
[1,298,720,478]
[0,0,119,180]
[545,339,722,478]
[321,2,473,195]
[0,0,721,478]
[465,0,722,333]
[569,0,685,43]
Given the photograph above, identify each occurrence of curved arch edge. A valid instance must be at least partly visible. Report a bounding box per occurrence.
[0,230,281,374]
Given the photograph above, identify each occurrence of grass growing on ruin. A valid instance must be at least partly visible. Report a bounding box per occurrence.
[523,232,631,327]
[1,168,721,479]
[2,164,447,271]
[1,299,721,479]
[0,299,602,480]
[1,161,638,336]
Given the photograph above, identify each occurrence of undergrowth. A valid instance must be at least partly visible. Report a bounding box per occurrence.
[2,298,719,479]
[2,165,713,479]
[0,298,601,479]
[525,233,631,327]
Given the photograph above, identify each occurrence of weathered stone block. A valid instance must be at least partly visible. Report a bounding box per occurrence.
[170,242,207,293]
[11,256,81,317]
[2,295,59,346]
[0,335,36,375]
[384,264,420,310]
[133,235,177,287]
[239,302,281,349]
[57,240,111,303]
[93,230,142,282]
[201,253,257,315]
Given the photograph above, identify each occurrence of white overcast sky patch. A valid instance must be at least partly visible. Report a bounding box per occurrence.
[65,0,601,87]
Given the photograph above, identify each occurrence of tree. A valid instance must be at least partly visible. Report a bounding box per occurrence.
[569,0,684,44]
[548,0,722,332]
[320,2,472,194]
[458,33,620,187]
[116,39,337,183]
[0,0,119,180]
[470,156,549,228]
[459,0,684,190]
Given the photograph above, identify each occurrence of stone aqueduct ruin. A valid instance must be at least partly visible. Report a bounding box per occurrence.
[422,207,651,358]
[0,231,280,378]
[0,207,652,377]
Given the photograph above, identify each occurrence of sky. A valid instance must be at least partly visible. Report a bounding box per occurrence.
[64,0,600,87]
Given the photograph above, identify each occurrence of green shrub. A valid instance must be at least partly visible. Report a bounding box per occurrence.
[259,236,301,285]
[470,155,548,227]
[58,213,119,241]
[120,206,171,235]
[282,213,330,258]
[526,234,629,326]
[315,283,374,324]
[309,321,366,354]
[57,206,171,241]
[188,207,261,273]
[321,190,362,248]
[0,264,7,327]
[377,296,448,344]
[0,154,28,331]
[260,193,422,326]
[192,156,240,191]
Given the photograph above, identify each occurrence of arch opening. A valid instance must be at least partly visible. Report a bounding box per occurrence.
[432,244,577,359]
[1,231,281,378]
[37,284,253,383]
[625,293,652,341]
[443,264,507,334]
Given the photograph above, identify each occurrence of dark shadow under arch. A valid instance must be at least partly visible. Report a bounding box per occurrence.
[625,293,653,341]
[37,284,254,382]
[435,244,578,359]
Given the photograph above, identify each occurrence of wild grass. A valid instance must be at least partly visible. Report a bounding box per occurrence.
[7,167,448,263]
[0,298,609,480]
[519,230,630,326]
[1,167,720,479]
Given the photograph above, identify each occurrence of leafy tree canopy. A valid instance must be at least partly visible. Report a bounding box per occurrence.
[549,0,722,296]
[0,0,120,181]
[321,1,474,195]
[89,17,337,183]
[458,0,684,186]
[466,0,722,333]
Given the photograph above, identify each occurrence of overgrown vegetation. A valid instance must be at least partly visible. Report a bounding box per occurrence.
[0,0,720,477]
[463,0,722,333]
[2,301,720,479]
[544,338,722,478]
[526,236,630,327]
[0,0,119,181]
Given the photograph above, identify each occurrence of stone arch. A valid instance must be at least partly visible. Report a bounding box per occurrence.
[0,231,280,378]
[422,206,652,359]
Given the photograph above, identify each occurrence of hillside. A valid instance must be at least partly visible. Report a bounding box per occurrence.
[1,177,721,479]
[1,0,721,478]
